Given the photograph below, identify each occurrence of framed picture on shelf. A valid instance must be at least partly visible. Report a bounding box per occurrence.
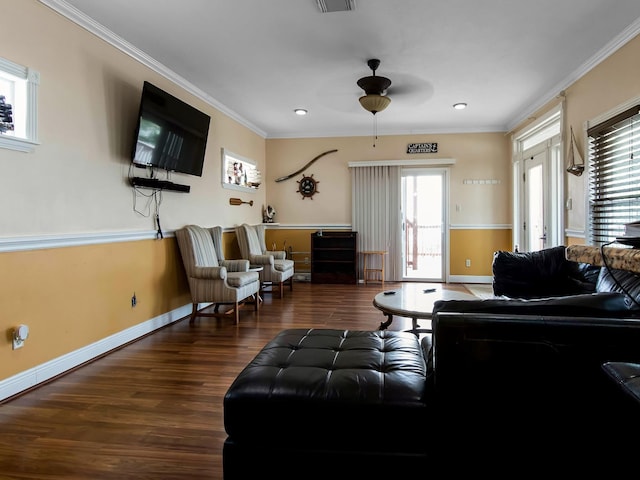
[221,148,261,192]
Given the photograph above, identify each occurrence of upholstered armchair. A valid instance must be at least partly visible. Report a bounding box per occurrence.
[175,225,260,324]
[235,223,294,298]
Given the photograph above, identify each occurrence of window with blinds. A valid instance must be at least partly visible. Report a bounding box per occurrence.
[588,105,640,246]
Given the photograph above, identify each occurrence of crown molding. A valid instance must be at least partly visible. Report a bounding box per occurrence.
[38,0,267,138]
[507,16,640,132]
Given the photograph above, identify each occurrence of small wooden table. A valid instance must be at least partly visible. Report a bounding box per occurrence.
[373,282,476,334]
[362,250,387,285]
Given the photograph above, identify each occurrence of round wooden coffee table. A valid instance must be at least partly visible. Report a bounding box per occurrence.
[373,282,476,334]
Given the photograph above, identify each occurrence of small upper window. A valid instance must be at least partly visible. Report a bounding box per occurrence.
[0,57,39,152]
[221,148,261,192]
[587,102,640,246]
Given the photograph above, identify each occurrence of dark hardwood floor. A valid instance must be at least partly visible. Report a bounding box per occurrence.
[0,281,472,479]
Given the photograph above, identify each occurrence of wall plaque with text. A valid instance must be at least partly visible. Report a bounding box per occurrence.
[407,142,438,154]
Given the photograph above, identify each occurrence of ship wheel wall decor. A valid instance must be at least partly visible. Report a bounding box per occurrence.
[296,174,319,199]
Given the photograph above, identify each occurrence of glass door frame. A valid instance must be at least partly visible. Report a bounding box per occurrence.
[512,105,564,252]
[523,148,548,251]
[400,167,449,282]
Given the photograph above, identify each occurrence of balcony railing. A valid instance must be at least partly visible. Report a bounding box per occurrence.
[405,221,442,273]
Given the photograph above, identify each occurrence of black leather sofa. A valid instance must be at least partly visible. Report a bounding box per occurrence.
[223,246,640,477]
[431,246,640,465]
[602,361,640,414]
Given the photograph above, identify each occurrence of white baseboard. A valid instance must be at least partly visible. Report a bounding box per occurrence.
[354,275,492,284]
[0,304,192,403]
[448,275,492,284]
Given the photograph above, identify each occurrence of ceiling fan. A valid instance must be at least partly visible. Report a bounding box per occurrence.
[357,59,392,115]
[353,58,434,146]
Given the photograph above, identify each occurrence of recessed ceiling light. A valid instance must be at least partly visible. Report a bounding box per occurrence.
[453,103,467,110]
[294,109,308,116]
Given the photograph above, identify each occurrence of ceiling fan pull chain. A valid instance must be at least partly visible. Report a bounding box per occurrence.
[358,59,390,147]
[373,114,379,148]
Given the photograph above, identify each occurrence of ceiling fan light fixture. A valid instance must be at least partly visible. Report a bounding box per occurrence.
[359,94,391,114]
[357,59,392,115]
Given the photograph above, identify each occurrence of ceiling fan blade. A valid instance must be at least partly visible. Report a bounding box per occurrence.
[386,85,412,96]
[384,73,435,105]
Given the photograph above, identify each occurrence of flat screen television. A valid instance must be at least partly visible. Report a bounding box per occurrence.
[131,81,211,177]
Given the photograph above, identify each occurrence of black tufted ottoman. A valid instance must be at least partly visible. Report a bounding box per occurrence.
[223,328,432,478]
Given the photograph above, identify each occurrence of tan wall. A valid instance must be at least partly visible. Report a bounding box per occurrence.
[0,0,264,384]
[266,133,512,275]
[566,236,586,246]
[223,228,316,262]
[513,33,640,236]
[0,238,190,379]
[1,0,267,237]
[564,34,640,234]
[238,227,511,277]
[224,228,340,275]
[450,229,513,276]
[265,133,511,226]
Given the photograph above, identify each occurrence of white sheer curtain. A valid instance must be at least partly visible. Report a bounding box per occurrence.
[350,165,401,281]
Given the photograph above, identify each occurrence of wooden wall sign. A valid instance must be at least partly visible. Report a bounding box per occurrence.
[407,142,438,154]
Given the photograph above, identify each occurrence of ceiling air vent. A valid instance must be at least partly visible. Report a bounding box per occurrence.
[316,0,355,13]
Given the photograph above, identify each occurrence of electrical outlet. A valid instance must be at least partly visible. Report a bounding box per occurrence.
[304,257,309,264]
[131,293,137,307]
[12,325,29,350]
[465,259,471,267]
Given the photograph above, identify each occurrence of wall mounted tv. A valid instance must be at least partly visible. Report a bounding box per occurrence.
[131,81,211,177]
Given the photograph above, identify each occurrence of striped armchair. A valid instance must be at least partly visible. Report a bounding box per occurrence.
[175,225,260,324]
[235,223,294,298]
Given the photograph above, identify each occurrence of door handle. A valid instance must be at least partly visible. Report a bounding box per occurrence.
[540,226,547,241]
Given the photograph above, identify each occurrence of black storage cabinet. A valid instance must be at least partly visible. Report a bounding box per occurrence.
[311,231,358,284]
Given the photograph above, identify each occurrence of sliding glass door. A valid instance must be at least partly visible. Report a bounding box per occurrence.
[523,150,547,251]
[401,168,446,281]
